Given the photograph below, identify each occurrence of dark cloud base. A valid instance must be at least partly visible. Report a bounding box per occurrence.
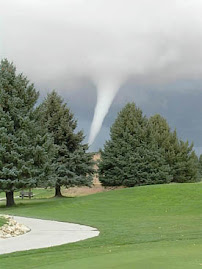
[36,79,202,155]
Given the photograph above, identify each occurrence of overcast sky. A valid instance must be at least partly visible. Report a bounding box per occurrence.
[46,79,202,154]
[1,0,202,154]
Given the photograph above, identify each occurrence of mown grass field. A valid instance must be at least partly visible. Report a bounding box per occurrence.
[1,183,202,268]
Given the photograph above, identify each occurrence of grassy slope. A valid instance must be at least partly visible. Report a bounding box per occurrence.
[1,183,202,268]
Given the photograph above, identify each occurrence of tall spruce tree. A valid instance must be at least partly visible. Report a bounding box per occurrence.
[198,154,202,179]
[172,140,198,182]
[99,103,172,187]
[0,59,54,206]
[148,114,175,154]
[148,114,198,182]
[38,91,94,197]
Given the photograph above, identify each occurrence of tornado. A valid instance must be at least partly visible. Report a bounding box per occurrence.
[88,80,121,145]
[2,1,202,146]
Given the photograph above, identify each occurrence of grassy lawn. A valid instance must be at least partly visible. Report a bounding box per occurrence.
[1,183,202,268]
[0,188,55,200]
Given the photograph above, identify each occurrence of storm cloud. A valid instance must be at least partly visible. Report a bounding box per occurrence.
[1,0,202,150]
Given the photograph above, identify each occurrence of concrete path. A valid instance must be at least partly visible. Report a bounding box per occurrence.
[0,216,99,255]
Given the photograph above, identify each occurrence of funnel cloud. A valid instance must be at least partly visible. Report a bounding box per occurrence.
[88,79,121,145]
[1,0,202,144]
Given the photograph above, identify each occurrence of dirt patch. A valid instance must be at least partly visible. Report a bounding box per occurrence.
[62,152,124,197]
[62,184,124,197]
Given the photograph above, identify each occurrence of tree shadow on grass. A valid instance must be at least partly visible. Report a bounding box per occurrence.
[0,196,75,210]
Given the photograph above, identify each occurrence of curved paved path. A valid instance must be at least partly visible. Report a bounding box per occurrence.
[0,216,99,255]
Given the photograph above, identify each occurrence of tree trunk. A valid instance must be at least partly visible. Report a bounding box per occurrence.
[6,191,15,207]
[55,185,63,197]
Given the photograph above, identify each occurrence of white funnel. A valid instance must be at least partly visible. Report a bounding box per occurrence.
[88,80,120,145]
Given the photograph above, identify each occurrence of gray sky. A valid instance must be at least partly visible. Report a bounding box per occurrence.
[1,0,202,154]
[47,79,202,154]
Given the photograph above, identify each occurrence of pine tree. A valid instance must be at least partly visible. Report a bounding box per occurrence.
[148,115,177,166]
[172,141,198,182]
[99,103,172,187]
[38,91,94,197]
[148,114,198,182]
[0,59,54,206]
[198,154,202,179]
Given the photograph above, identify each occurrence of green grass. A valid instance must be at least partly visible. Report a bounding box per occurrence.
[0,216,6,228]
[0,188,55,200]
[1,183,202,268]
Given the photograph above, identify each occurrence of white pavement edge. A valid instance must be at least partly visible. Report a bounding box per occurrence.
[0,216,99,255]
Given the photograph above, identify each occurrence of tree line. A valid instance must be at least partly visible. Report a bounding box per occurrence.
[0,60,94,207]
[0,59,201,207]
[98,103,200,186]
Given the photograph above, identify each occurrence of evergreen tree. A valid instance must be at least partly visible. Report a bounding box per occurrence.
[38,91,94,197]
[0,59,54,206]
[172,141,198,182]
[148,114,198,182]
[149,114,175,150]
[198,154,202,179]
[99,103,172,187]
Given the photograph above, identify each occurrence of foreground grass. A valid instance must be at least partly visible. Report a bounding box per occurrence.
[1,183,202,268]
